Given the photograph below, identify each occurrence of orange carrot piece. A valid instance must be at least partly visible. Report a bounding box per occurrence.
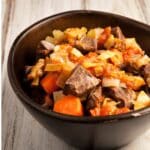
[115,107,130,115]
[90,107,100,116]
[53,95,83,116]
[100,105,112,116]
[40,73,58,94]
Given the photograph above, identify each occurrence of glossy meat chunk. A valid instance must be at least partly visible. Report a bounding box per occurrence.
[63,65,100,97]
[76,36,97,52]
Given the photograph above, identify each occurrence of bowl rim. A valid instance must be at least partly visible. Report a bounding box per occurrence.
[8,10,150,123]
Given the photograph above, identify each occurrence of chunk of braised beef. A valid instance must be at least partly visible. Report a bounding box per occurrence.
[123,63,139,75]
[104,87,135,108]
[42,94,53,109]
[86,85,102,110]
[36,40,55,58]
[111,26,125,40]
[75,36,97,52]
[142,64,150,87]
[63,65,100,97]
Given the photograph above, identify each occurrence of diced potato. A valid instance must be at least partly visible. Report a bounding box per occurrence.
[54,44,72,53]
[122,75,145,90]
[97,50,115,60]
[45,36,56,44]
[137,91,150,104]
[45,64,62,72]
[56,65,73,88]
[135,55,150,68]
[104,34,115,49]
[82,62,98,68]
[50,53,65,63]
[87,28,103,39]
[125,38,141,50]
[53,90,65,102]
[87,29,95,39]
[65,27,87,40]
[70,48,83,58]
[97,50,123,66]
[69,48,83,62]
[110,50,123,66]
[134,91,150,110]
[54,45,61,52]
[78,27,87,39]
[50,44,72,63]
[52,30,66,43]
[102,77,120,87]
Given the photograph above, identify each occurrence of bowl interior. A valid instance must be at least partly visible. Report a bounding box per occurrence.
[8,10,150,121]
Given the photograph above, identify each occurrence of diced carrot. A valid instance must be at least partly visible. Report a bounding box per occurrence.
[90,107,100,116]
[98,26,111,47]
[53,95,83,116]
[115,107,130,115]
[100,105,112,116]
[40,72,59,94]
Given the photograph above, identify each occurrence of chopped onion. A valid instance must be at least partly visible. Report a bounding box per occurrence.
[102,77,120,87]
[40,40,55,50]
[44,64,62,72]
[53,90,65,102]
[70,48,83,58]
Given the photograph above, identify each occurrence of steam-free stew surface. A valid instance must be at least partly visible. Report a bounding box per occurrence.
[25,26,150,117]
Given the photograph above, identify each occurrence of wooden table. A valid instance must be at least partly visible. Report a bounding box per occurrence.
[2,0,150,150]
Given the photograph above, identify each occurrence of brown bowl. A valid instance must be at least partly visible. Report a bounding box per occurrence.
[8,10,150,149]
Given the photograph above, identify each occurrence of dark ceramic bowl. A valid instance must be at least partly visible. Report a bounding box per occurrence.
[8,10,150,149]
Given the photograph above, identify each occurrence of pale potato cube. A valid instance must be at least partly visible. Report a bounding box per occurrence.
[104,34,115,49]
[97,50,115,60]
[82,62,98,68]
[45,36,56,44]
[44,64,62,72]
[52,30,66,43]
[87,28,103,39]
[125,38,141,50]
[65,27,87,40]
[70,48,83,58]
[50,53,65,63]
[134,91,150,110]
[137,91,150,104]
[136,55,150,68]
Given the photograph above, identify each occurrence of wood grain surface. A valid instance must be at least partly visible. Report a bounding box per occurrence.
[2,0,150,150]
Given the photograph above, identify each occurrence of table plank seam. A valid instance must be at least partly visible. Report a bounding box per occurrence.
[2,0,15,66]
